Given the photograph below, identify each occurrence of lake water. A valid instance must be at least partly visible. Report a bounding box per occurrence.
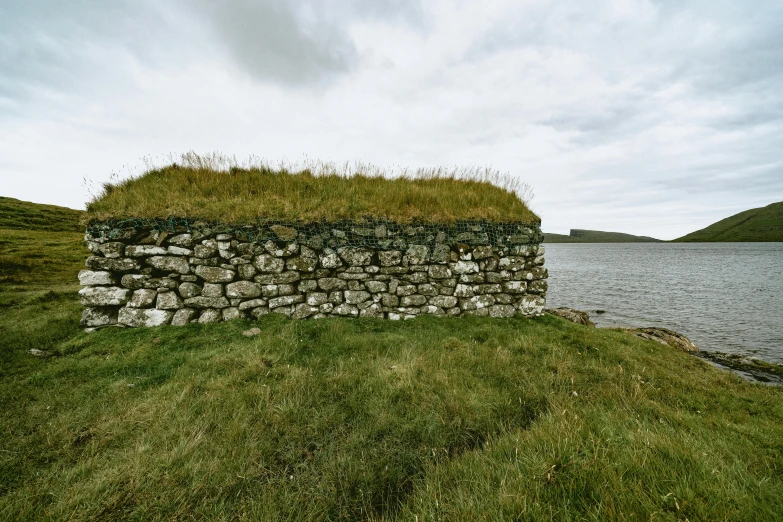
[543,243,783,363]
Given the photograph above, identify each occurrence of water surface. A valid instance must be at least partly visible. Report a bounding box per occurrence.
[544,243,783,363]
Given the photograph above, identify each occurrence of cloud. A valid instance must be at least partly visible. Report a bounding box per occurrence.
[0,0,781,239]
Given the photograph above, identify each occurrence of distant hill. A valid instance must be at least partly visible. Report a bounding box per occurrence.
[674,201,783,242]
[0,196,84,232]
[544,229,662,243]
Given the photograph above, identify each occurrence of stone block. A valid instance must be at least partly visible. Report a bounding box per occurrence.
[405,245,429,265]
[332,303,359,316]
[254,271,300,284]
[126,245,167,257]
[195,265,235,283]
[417,283,438,296]
[178,282,201,298]
[254,254,285,273]
[269,294,304,309]
[168,233,193,247]
[503,281,527,294]
[238,299,268,310]
[157,292,183,310]
[79,286,131,306]
[147,256,190,274]
[473,284,502,295]
[250,307,270,318]
[168,246,193,256]
[449,260,479,274]
[317,277,347,292]
[319,252,342,269]
[99,242,126,258]
[226,281,262,298]
[396,284,416,296]
[338,247,373,266]
[400,294,427,306]
[430,244,450,263]
[498,257,526,271]
[194,240,218,258]
[118,308,173,327]
[202,283,224,297]
[378,250,402,266]
[78,270,114,286]
[381,293,399,307]
[127,289,157,308]
[183,296,230,309]
[277,284,295,296]
[171,308,196,326]
[238,264,257,280]
[222,307,243,321]
[271,225,297,241]
[429,295,457,308]
[344,290,371,304]
[198,309,222,324]
[291,303,318,319]
[86,256,140,273]
[81,307,118,327]
[365,281,387,293]
[297,279,318,293]
[427,265,452,279]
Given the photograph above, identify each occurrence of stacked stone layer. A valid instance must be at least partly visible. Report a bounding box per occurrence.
[79,222,548,328]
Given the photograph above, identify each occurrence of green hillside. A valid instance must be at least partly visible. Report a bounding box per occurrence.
[675,201,783,242]
[0,196,84,232]
[544,229,661,243]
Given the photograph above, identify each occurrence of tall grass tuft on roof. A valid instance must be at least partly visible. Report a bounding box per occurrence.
[85,153,538,225]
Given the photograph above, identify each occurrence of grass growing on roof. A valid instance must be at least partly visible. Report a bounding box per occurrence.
[85,155,538,224]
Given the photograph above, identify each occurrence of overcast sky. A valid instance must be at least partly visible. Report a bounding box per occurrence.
[1,0,781,239]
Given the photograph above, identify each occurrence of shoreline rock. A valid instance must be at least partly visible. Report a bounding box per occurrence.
[547,306,781,385]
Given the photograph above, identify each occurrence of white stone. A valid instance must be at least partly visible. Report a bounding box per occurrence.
[226,281,262,298]
[147,256,190,274]
[81,307,118,327]
[168,246,193,256]
[127,289,157,308]
[222,307,243,321]
[118,308,173,327]
[126,245,168,257]
[79,286,131,306]
[202,283,224,297]
[238,299,267,310]
[450,260,479,274]
[157,292,183,310]
[198,309,222,324]
[78,270,114,286]
[171,308,196,326]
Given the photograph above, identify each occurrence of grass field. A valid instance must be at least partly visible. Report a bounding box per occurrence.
[675,201,783,242]
[85,154,538,225]
[0,196,83,232]
[1,198,782,520]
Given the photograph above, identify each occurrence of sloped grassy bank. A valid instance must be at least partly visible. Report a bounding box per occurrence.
[1,228,782,520]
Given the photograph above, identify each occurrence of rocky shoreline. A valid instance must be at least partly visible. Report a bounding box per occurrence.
[545,307,783,385]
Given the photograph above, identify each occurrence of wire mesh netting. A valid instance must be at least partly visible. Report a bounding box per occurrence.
[86,217,543,249]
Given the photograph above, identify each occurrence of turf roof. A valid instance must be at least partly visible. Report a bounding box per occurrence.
[86,164,538,225]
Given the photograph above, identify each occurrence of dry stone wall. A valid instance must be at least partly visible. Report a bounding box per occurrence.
[79,221,547,329]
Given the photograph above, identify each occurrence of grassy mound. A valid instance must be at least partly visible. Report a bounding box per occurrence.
[675,201,783,242]
[1,213,782,521]
[0,196,84,232]
[544,229,661,243]
[85,160,538,225]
